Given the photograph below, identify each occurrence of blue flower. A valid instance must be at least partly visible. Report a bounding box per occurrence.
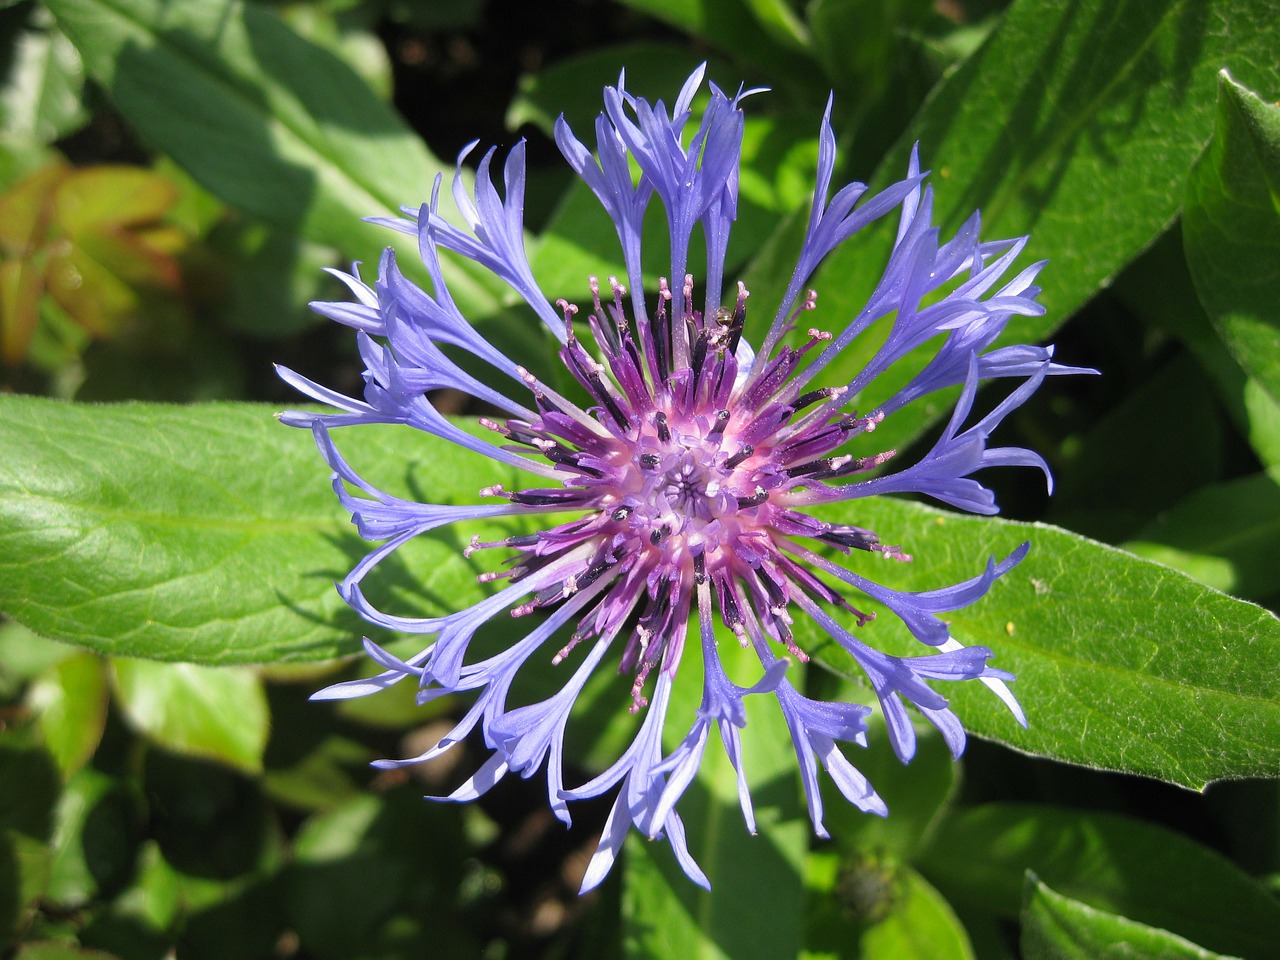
[279,65,1087,892]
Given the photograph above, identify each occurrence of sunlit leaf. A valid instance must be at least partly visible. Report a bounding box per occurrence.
[796,497,1280,790]
[112,660,269,773]
[800,0,1280,454]
[29,652,109,779]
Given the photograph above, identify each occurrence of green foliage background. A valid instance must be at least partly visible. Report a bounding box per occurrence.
[0,0,1277,957]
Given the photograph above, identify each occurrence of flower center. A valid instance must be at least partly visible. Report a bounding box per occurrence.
[627,407,758,545]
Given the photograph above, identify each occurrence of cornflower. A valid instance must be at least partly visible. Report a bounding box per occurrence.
[279,65,1086,892]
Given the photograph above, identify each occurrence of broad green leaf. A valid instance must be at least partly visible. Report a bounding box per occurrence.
[1184,70,1280,408]
[1021,873,1242,960]
[918,804,1280,960]
[112,659,269,773]
[623,640,807,960]
[1123,470,1280,600]
[805,857,975,960]
[0,8,87,143]
[44,0,499,315]
[0,396,507,665]
[801,0,1280,454]
[29,652,109,779]
[793,497,1280,790]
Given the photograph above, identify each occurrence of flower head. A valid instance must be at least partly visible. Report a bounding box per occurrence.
[279,66,1087,892]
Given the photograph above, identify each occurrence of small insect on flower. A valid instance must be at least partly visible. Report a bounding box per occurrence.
[278,65,1090,892]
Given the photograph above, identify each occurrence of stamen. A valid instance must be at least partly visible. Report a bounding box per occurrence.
[793,387,838,411]
[653,411,671,442]
[552,631,586,665]
[709,408,731,436]
[629,660,652,712]
[724,444,754,470]
[556,298,579,339]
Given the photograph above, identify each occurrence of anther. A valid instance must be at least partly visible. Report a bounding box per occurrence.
[794,387,839,411]
[723,444,754,470]
[736,486,769,509]
[653,411,671,442]
[709,409,731,436]
[639,453,661,469]
[611,505,632,522]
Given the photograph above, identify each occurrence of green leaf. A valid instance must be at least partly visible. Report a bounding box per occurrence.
[1123,470,1280,599]
[623,640,807,960]
[46,767,143,908]
[793,497,1280,790]
[0,396,504,665]
[44,0,499,315]
[1184,70,1280,408]
[802,0,1280,454]
[1021,873,1242,960]
[112,659,268,773]
[805,858,975,960]
[29,652,109,779]
[918,804,1280,960]
[0,8,87,143]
